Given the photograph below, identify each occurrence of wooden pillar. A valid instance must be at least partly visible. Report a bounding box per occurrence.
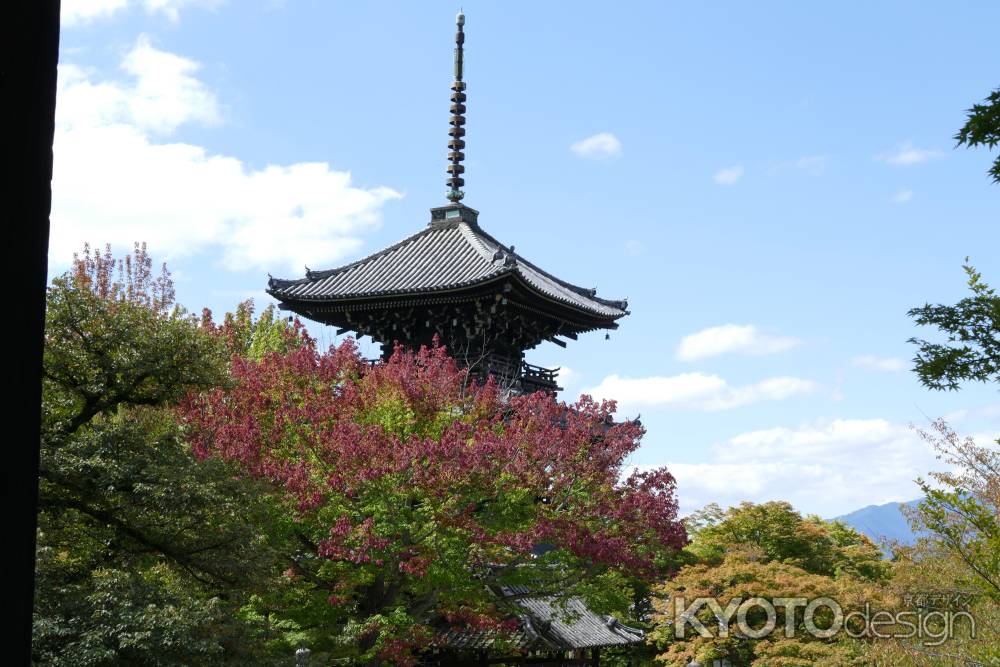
[591,647,600,667]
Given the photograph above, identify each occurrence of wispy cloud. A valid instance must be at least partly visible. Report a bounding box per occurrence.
[585,372,816,414]
[793,154,829,174]
[713,165,744,185]
[851,355,907,373]
[890,189,914,204]
[623,239,643,256]
[52,37,400,273]
[676,324,801,362]
[570,132,622,160]
[62,0,225,25]
[765,155,829,177]
[877,143,943,166]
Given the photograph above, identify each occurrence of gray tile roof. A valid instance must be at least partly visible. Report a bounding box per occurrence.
[433,627,535,650]
[433,589,644,651]
[267,221,628,320]
[506,588,645,649]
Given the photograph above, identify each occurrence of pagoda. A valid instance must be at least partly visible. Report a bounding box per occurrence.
[267,11,628,396]
[268,12,643,663]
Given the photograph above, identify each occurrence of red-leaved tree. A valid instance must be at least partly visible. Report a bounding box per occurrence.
[180,334,686,663]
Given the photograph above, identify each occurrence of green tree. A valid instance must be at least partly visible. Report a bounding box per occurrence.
[651,502,891,666]
[908,262,1000,391]
[34,245,298,665]
[907,265,1000,603]
[871,541,1000,666]
[650,551,881,667]
[955,87,1000,183]
[686,501,888,581]
[213,298,304,361]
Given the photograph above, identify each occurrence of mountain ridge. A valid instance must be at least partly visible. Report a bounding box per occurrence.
[832,498,922,551]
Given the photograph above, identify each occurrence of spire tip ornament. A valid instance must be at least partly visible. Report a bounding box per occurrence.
[446,11,467,203]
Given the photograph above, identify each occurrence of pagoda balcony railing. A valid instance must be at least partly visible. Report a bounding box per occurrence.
[365,356,561,394]
[472,355,561,395]
[518,361,561,394]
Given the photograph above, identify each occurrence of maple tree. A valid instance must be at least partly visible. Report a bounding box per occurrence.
[907,265,999,604]
[180,333,687,663]
[955,86,1000,184]
[908,263,1000,392]
[909,420,1000,603]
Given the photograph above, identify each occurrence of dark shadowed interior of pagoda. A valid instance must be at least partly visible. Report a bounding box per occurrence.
[268,12,640,666]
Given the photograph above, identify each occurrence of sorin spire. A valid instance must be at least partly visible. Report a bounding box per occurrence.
[446,12,467,203]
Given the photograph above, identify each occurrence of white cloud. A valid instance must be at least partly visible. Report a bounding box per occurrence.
[676,324,801,362]
[586,372,815,414]
[51,37,400,273]
[877,143,943,166]
[556,367,582,393]
[794,154,828,174]
[851,355,907,373]
[145,0,223,21]
[209,288,273,305]
[63,0,129,24]
[713,165,744,185]
[765,155,829,177]
[570,132,622,160]
[943,403,1000,424]
[58,36,221,135]
[62,0,223,25]
[651,418,938,517]
[623,239,643,256]
[982,403,1000,419]
[890,189,914,204]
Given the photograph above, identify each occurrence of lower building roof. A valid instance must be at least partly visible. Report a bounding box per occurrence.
[432,588,644,652]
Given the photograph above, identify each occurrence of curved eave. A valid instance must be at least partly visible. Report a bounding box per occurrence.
[467,223,630,313]
[268,269,628,324]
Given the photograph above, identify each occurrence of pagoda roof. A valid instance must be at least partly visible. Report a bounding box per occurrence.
[267,210,628,322]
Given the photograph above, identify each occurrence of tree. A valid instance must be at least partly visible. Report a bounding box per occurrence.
[955,87,1000,184]
[213,298,305,361]
[180,335,688,664]
[650,551,880,667]
[907,265,1000,603]
[910,420,1000,602]
[685,501,888,582]
[34,245,297,665]
[650,502,891,666]
[908,262,1000,391]
[871,540,1000,665]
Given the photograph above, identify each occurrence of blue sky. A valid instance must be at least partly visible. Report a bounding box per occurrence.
[53,0,999,517]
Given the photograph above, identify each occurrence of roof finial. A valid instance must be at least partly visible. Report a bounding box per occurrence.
[446,11,467,203]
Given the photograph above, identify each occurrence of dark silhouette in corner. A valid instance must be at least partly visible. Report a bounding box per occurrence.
[3,1,59,663]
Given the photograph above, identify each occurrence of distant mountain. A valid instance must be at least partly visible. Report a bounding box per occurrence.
[832,499,923,551]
